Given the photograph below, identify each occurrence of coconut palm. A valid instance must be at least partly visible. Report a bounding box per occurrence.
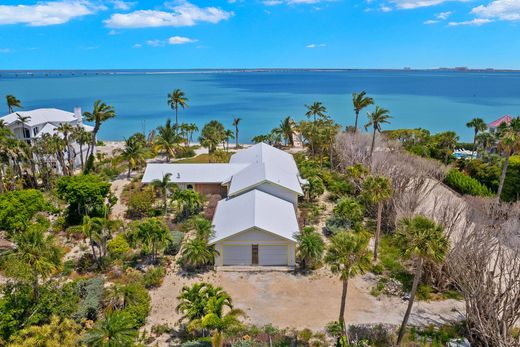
[57,122,75,175]
[362,175,393,261]
[83,311,137,347]
[134,218,171,263]
[72,125,90,170]
[224,129,234,151]
[154,119,182,162]
[176,282,213,323]
[119,137,146,178]
[476,131,495,154]
[394,216,449,345]
[180,238,219,270]
[352,91,374,133]
[167,89,189,129]
[279,116,296,147]
[6,94,22,113]
[83,100,116,159]
[295,226,324,269]
[172,189,203,220]
[192,216,215,240]
[2,224,63,301]
[325,231,371,334]
[305,102,327,122]
[202,293,244,347]
[151,173,175,216]
[232,117,241,148]
[434,131,459,164]
[496,123,520,200]
[16,113,31,141]
[466,117,487,153]
[365,106,391,162]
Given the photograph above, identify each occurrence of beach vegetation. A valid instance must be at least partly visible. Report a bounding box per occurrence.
[83,100,116,166]
[6,94,22,113]
[295,226,325,270]
[199,120,227,154]
[351,91,374,133]
[443,168,493,196]
[168,89,189,128]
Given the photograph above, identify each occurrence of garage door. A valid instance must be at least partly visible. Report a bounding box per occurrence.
[259,245,288,266]
[223,246,252,265]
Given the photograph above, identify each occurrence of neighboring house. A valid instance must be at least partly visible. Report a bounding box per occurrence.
[142,143,304,266]
[488,115,512,132]
[0,107,94,169]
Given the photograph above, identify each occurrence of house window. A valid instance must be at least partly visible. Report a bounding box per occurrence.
[33,127,38,136]
[187,184,193,190]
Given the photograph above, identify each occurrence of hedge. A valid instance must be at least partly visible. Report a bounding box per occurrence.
[444,169,493,197]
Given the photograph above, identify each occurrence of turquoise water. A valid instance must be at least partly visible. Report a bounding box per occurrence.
[1,69,520,142]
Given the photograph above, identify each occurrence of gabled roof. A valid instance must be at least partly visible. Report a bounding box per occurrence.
[32,122,94,139]
[1,108,78,127]
[488,115,512,128]
[209,189,299,244]
[141,163,249,183]
[228,162,303,197]
[230,142,299,175]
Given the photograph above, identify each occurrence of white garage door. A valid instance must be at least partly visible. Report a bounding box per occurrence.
[259,245,288,266]
[223,246,252,265]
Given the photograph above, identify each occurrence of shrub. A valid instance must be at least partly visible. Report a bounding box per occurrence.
[305,176,325,201]
[348,324,394,347]
[126,188,156,219]
[0,189,52,234]
[164,230,184,256]
[332,197,365,231]
[74,277,105,321]
[176,147,196,159]
[444,169,493,197]
[142,266,166,289]
[181,341,212,347]
[107,233,130,259]
[502,155,520,202]
[119,283,150,328]
[416,284,433,301]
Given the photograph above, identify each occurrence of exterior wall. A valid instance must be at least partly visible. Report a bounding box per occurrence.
[256,182,298,207]
[213,227,296,266]
[194,183,227,197]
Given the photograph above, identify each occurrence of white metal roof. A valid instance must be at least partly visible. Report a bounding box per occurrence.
[209,189,299,244]
[1,108,78,127]
[33,123,57,138]
[230,142,299,175]
[228,162,303,197]
[141,163,249,183]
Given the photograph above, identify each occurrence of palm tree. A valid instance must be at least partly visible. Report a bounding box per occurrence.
[151,173,174,216]
[57,122,75,175]
[135,218,170,263]
[295,226,324,270]
[16,113,31,141]
[6,94,22,113]
[83,100,116,159]
[232,117,241,148]
[118,137,146,178]
[176,282,212,323]
[172,189,203,220]
[466,117,487,153]
[434,131,459,164]
[224,129,234,151]
[83,311,137,347]
[394,216,449,345]
[201,294,244,347]
[496,124,520,200]
[362,175,393,261]
[352,91,374,133]
[167,89,189,128]
[279,116,296,147]
[365,106,391,163]
[325,231,371,334]
[181,238,219,270]
[91,217,120,260]
[476,131,495,154]
[305,102,327,122]
[154,119,182,162]
[72,125,90,171]
[2,224,63,301]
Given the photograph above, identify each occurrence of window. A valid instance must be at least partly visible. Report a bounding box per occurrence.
[33,127,38,136]
[187,184,193,190]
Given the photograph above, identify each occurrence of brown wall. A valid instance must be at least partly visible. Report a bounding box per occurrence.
[193,183,227,197]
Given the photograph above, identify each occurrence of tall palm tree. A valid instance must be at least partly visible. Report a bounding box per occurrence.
[295,226,324,269]
[394,216,449,345]
[119,137,146,178]
[16,113,31,141]
[496,123,520,200]
[167,89,189,129]
[325,231,371,333]
[305,102,327,122]
[2,225,63,301]
[154,119,182,162]
[83,100,116,159]
[466,117,487,153]
[224,129,234,151]
[83,311,137,347]
[6,94,22,113]
[232,117,241,148]
[435,131,460,164]
[279,116,295,147]
[151,173,174,216]
[72,125,90,171]
[362,175,393,261]
[135,218,170,263]
[365,106,391,163]
[57,122,75,175]
[352,91,374,133]
[476,131,495,154]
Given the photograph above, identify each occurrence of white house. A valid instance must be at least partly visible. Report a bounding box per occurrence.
[142,143,304,266]
[0,107,94,169]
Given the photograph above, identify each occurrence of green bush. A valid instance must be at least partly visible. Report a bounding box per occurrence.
[107,233,130,259]
[164,230,184,256]
[142,266,166,289]
[176,147,196,159]
[119,283,150,328]
[74,277,105,321]
[502,155,520,202]
[444,169,493,197]
[126,188,156,219]
[416,284,433,301]
[0,189,52,234]
[181,341,212,347]
[332,197,365,231]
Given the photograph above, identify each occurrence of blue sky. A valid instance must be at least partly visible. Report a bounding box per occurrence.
[0,0,519,69]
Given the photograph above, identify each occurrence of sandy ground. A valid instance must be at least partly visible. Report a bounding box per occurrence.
[146,269,464,334]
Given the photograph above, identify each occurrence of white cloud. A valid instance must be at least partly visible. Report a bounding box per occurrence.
[471,0,520,21]
[104,1,234,28]
[133,43,142,48]
[389,0,466,9]
[263,0,332,5]
[0,0,102,26]
[168,35,197,44]
[424,19,438,24]
[146,39,163,47]
[110,0,136,11]
[448,18,493,25]
[0,48,11,53]
[380,4,392,11]
[437,11,452,19]
[306,43,326,48]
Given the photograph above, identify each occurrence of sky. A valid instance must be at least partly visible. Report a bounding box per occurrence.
[0,0,520,69]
